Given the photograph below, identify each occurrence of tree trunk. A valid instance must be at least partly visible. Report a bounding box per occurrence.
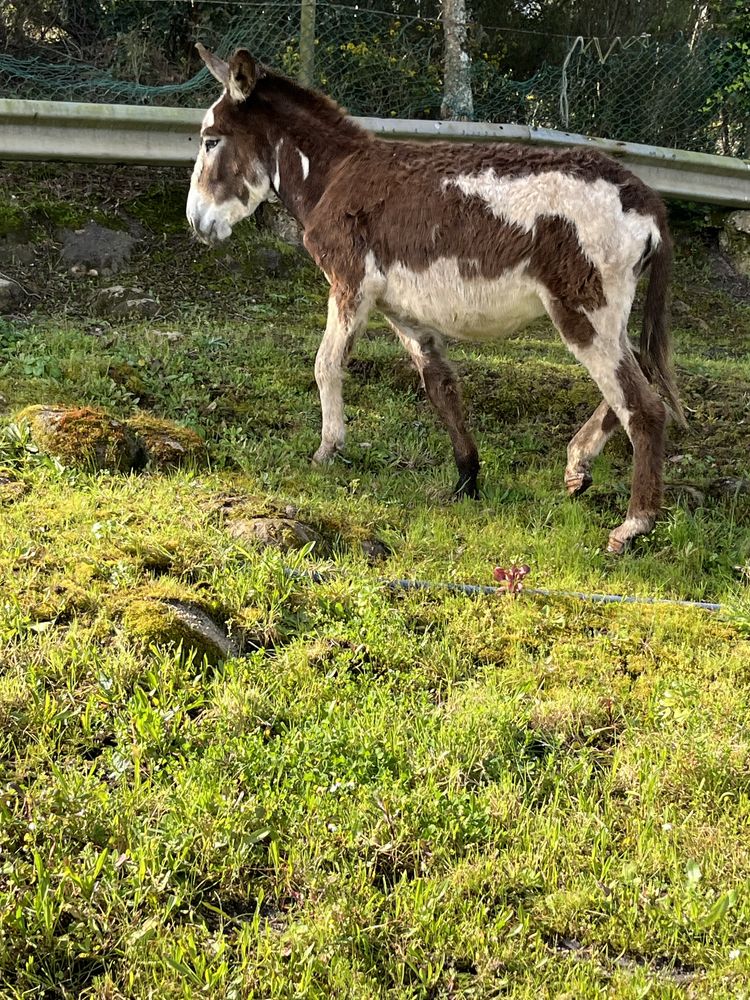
[299,0,316,88]
[441,0,473,121]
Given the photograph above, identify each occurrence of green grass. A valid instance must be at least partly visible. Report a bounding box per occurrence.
[0,168,750,997]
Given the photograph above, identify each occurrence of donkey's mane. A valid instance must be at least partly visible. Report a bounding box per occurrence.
[253,68,368,143]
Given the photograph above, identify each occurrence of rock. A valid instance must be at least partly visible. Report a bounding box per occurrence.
[61,222,137,275]
[719,211,750,279]
[17,405,146,473]
[0,278,23,313]
[227,516,323,552]
[0,470,30,505]
[151,329,184,342]
[93,285,158,320]
[255,200,304,248]
[126,415,207,470]
[122,597,239,664]
[707,477,750,501]
[672,298,691,317]
[361,538,391,563]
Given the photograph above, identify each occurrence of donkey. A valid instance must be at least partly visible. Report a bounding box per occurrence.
[187,45,686,553]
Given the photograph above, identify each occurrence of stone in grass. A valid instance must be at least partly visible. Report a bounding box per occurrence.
[17,405,146,473]
[0,278,23,313]
[360,538,392,563]
[93,285,158,320]
[227,516,324,553]
[62,222,137,275]
[0,468,30,505]
[719,210,750,279]
[123,597,240,665]
[708,477,750,501]
[126,415,207,470]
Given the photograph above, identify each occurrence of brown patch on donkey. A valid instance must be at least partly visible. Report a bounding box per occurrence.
[187,45,685,553]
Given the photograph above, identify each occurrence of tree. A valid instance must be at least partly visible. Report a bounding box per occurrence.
[441,0,474,120]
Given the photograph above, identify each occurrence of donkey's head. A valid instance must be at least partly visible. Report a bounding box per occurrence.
[187,45,272,243]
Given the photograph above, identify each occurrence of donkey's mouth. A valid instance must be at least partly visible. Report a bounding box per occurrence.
[192,225,218,246]
[190,220,232,246]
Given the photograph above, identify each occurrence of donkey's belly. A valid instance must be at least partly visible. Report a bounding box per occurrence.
[377,258,546,341]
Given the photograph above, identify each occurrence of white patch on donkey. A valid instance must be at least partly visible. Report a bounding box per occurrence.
[446,170,661,280]
[378,258,546,340]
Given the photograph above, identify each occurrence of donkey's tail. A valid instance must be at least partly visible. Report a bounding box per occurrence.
[640,221,687,428]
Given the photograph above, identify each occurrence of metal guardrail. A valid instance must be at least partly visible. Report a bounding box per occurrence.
[1,98,749,208]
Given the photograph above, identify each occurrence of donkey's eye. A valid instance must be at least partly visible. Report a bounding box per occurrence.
[204,138,220,151]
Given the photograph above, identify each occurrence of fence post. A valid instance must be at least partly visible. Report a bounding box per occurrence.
[440,0,474,120]
[299,0,316,87]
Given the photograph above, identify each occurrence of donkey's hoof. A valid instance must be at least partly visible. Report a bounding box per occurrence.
[606,515,655,555]
[311,444,340,466]
[565,469,593,498]
[453,477,479,501]
[606,533,629,556]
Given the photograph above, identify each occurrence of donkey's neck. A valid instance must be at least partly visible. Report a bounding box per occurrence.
[254,76,369,226]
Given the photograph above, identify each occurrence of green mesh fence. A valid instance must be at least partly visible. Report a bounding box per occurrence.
[1,1,748,156]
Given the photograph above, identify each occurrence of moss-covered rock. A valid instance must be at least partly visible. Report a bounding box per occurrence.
[0,469,30,505]
[122,595,239,664]
[17,405,146,472]
[93,285,158,319]
[227,515,324,553]
[126,415,207,470]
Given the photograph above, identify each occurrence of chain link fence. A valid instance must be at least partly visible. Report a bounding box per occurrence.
[1,1,748,155]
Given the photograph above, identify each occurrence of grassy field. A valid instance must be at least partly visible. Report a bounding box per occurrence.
[1,165,750,998]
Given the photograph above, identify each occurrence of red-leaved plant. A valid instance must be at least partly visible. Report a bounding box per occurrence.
[493,564,531,597]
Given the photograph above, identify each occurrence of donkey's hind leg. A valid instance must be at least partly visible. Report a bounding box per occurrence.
[389,320,480,499]
[565,401,620,497]
[548,301,666,553]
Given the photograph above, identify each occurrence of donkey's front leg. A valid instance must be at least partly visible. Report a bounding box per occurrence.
[312,289,367,465]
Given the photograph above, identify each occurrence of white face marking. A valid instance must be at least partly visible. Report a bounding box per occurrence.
[377,258,545,341]
[186,93,271,242]
[201,93,224,133]
[298,148,310,180]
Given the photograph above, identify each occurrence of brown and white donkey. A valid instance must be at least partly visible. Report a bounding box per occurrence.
[187,45,686,553]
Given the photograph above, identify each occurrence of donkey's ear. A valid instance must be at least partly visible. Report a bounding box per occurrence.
[227,49,260,102]
[196,42,229,87]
